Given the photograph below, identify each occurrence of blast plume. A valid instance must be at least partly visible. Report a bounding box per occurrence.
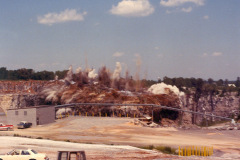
[64,66,73,85]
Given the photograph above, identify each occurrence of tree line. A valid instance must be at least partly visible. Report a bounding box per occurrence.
[0,67,68,80]
[1,67,240,94]
[159,76,240,94]
[142,76,240,92]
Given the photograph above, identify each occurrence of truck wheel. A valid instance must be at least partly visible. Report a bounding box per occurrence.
[29,159,36,160]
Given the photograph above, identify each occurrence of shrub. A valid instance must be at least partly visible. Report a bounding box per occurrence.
[13,134,20,137]
[155,146,176,155]
[139,145,176,155]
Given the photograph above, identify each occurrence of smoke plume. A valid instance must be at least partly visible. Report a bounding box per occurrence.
[98,66,111,87]
[64,66,73,85]
[135,54,142,91]
[75,67,82,74]
[148,82,185,97]
[112,62,122,80]
[88,69,98,79]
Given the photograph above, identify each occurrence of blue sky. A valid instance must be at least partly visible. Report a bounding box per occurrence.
[0,0,239,80]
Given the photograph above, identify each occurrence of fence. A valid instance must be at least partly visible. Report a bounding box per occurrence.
[57,111,137,119]
[178,146,213,157]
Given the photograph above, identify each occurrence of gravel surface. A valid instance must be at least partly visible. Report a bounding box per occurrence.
[0,136,176,160]
[0,116,239,159]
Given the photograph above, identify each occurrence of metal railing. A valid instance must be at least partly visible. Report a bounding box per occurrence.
[55,103,233,121]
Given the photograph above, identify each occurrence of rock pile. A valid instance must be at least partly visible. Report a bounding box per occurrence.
[132,118,160,128]
[215,122,240,131]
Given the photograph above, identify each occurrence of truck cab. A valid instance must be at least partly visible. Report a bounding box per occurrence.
[57,151,86,160]
[17,121,32,129]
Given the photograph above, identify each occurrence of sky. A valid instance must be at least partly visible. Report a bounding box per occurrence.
[0,0,240,81]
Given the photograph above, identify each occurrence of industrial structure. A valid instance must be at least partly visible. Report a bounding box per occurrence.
[5,103,234,127]
[7,105,55,126]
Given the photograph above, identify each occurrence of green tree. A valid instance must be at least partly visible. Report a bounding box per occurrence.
[141,79,157,88]
[192,78,204,124]
[17,68,34,80]
[216,79,224,86]
[207,78,214,84]
[7,70,18,80]
[174,77,185,90]
[224,79,229,86]
[163,76,173,85]
[33,71,54,80]
[55,70,68,79]
[190,78,197,88]
[0,67,7,79]
[235,77,240,87]
[184,78,192,88]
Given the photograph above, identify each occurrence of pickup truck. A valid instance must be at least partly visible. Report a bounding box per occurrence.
[17,121,32,129]
[57,151,86,160]
[0,149,49,160]
[0,123,14,131]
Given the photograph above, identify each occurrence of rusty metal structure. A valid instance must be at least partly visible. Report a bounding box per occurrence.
[55,103,233,121]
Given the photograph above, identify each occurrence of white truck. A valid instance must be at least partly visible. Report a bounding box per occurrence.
[0,149,49,160]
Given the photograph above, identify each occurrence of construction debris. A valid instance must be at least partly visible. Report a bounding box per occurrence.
[133,118,159,128]
[131,115,160,128]
[215,122,240,131]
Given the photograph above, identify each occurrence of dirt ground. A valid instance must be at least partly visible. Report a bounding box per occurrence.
[1,116,240,159]
[0,136,178,160]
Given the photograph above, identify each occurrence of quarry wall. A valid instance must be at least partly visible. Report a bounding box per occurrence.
[0,94,41,113]
[182,93,240,125]
[0,80,50,113]
[0,80,49,94]
[0,80,239,125]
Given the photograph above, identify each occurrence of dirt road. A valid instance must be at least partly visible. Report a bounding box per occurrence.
[0,136,177,159]
[1,116,240,159]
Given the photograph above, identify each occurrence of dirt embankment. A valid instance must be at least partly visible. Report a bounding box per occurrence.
[0,136,176,160]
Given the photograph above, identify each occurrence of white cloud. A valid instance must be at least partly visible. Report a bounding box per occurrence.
[201,52,223,57]
[181,7,192,12]
[201,53,208,57]
[94,22,100,26]
[212,52,223,56]
[160,0,205,7]
[110,0,154,17]
[166,10,172,14]
[166,7,192,14]
[113,52,125,57]
[203,15,209,19]
[38,9,87,25]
